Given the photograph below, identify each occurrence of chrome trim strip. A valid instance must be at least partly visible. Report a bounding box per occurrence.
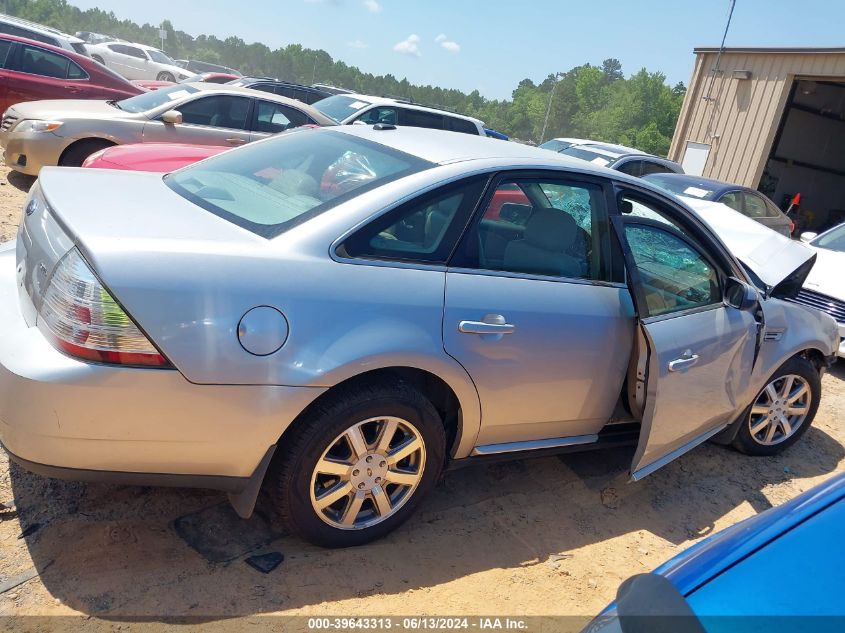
[630,423,727,482]
[471,434,599,456]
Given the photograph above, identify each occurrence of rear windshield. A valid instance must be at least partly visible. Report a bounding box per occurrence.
[814,224,845,253]
[313,95,373,123]
[166,129,433,238]
[115,84,200,112]
[643,174,718,199]
[538,139,573,152]
[559,146,613,167]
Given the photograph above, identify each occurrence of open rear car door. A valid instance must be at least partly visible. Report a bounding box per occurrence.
[613,191,761,480]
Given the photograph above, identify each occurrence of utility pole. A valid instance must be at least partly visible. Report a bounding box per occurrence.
[540,72,563,144]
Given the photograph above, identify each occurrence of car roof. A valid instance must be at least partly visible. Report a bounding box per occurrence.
[180,83,336,124]
[644,172,744,193]
[327,124,617,169]
[0,32,92,59]
[0,12,82,43]
[337,93,483,124]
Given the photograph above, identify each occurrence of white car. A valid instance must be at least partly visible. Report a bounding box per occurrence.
[312,93,486,135]
[796,226,845,356]
[86,41,191,82]
[0,13,88,56]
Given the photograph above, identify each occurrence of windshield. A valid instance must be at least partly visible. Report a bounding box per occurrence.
[643,174,718,199]
[148,49,176,65]
[166,129,434,238]
[559,146,613,167]
[313,95,373,124]
[813,224,845,253]
[115,84,200,113]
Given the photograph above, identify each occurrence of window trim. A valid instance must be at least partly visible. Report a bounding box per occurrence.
[162,95,255,132]
[446,169,622,286]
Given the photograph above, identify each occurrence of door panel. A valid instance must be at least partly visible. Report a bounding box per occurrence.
[631,306,757,478]
[444,272,635,445]
[142,96,253,146]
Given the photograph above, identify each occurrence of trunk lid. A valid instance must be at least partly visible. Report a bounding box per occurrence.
[682,196,816,297]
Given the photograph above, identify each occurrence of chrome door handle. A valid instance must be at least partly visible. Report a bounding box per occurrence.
[668,350,700,372]
[459,314,515,335]
[226,137,248,145]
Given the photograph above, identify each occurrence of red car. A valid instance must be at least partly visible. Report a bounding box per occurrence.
[131,72,241,91]
[82,142,227,171]
[0,34,142,115]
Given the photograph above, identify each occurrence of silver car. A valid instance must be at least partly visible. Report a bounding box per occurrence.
[0,126,837,548]
[0,83,335,175]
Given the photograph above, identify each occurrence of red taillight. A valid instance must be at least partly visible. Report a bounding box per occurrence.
[789,221,796,235]
[38,249,171,367]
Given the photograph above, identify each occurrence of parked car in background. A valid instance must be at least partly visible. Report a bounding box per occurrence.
[0,126,835,549]
[74,31,120,46]
[313,93,486,135]
[585,472,845,633]
[0,13,88,56]
[483,127,509,140]
[643,172,793,238]
[538,137,593,152]
[0,34,142,116]
[312,83,353,95]
[86,41,191,82]
[0,83,335,174]
[556,141,684,176]
[175,59,241,76]
[790,224,845,357]
[226,77,332,105]
[132,72,240,91]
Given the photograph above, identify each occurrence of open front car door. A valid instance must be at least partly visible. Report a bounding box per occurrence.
[615,191,761,480]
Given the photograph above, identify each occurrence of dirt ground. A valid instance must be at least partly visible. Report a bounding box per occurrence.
[0,162,844,632]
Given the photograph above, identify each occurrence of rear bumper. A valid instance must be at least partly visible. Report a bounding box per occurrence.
[0,247,325,480]
[0,129,65,176]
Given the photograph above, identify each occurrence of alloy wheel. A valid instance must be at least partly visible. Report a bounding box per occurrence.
[748,374,812,446]
[309,416,426,530]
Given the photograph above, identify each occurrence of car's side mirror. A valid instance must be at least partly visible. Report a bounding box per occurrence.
[162,110,182,125]
[725,277,758,311]
[800,231,817,243]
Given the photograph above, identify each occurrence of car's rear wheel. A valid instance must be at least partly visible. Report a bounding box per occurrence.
[59,139,115,167]
[732,356,820,456]
[268,381,446,548]
[157,71,175,82]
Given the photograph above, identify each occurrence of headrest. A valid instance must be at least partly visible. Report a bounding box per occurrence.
[524,208,577,252]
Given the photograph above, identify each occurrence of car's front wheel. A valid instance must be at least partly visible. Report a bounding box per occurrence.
[732,356,821,456]
[268,381,446,547]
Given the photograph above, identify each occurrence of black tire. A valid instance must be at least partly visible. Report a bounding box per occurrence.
[157,72,175,82]
[268,380,446,548]
[91,55,105,65]
[732,356,821,456]
[59,140,114,167]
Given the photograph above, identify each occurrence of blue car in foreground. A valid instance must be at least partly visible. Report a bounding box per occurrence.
[586,472,845,633]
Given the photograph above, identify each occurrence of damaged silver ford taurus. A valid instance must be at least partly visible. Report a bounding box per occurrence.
[0,125,838,547]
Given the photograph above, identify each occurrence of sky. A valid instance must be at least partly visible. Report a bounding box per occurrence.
[69,0,845,100]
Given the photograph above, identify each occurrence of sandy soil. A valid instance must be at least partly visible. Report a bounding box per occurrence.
[0,162,843,632]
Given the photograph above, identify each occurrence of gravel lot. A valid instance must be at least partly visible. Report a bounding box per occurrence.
[1,162,844,631]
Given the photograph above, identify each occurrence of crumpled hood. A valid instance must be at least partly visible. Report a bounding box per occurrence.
[681,196,815,295]
[803,246,845,301]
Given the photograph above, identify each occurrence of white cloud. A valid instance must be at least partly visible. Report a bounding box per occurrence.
[393,34,421,57]
[348,39,368,49]
[363,0,382,12]
[434,34,460,53]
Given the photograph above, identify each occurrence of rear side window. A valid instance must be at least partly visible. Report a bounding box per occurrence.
[252,101,308,133]
[640,161,674,176]
[743,192,781,218]
[19,45,86,80]
[616,160,643,177]
[341,178,487,263]
[445,116,479,135]
[398,108,444,130]
[0,40,11,68]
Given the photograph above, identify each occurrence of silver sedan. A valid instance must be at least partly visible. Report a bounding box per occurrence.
[0,126,838,547]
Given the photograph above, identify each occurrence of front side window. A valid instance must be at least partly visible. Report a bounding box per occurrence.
[622,196,721,317]
[0,40,11,68]
[178,95,251,129]
[166,129,433,238]
[454,178,610,281]
[356,106,397,126]
[341,178,487,263]
[252,101,308,133]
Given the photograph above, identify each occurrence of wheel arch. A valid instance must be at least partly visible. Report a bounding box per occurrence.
[58,137,117,166]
